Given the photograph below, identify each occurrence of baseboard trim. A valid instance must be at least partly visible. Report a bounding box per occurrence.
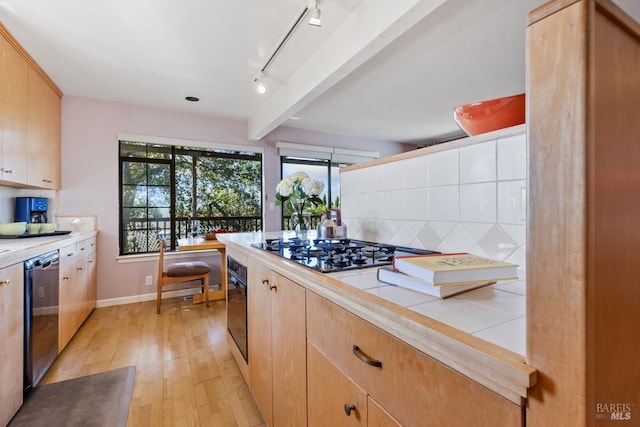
[96,288,203,308]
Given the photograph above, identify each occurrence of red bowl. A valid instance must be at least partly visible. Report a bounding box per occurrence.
[453,93,525,136]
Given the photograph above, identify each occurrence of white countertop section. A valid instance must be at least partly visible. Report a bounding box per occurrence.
[0,231,98,268]
[219,231,527,355]
[327,269,526,355]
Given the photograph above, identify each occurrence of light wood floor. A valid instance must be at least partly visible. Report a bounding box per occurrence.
[41,297,265,427]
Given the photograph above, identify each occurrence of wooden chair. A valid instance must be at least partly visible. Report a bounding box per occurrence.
[157,239,211,314]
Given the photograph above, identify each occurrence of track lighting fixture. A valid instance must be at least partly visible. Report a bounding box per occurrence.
[253,1,324,95]
[308,1,322,27]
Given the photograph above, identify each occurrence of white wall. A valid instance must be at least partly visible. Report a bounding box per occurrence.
[58,96,409,302]
[341,126,527,270]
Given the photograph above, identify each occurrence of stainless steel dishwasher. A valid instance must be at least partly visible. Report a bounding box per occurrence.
[24,250,59,393]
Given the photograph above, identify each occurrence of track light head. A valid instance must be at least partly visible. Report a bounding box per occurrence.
[308,1,321,27]
[254,72,266,95]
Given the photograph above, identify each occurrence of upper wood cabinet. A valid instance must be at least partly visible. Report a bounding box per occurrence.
[0,33,29,184]
[27,67,61,189]
[1,23,61,190]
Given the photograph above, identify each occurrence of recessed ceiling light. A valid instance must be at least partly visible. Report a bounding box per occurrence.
[185,96,199,102]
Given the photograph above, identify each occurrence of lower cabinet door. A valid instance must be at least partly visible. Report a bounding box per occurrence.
[308,342,367,426]
[0,263,24,427]
[368,397,401,427]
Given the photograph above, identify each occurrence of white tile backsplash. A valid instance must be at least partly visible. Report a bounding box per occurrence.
[428,149,458,186]
[498,180,527,224]
[459,140,496,183]
[460,182,496,223]
[497,134,527,180]
[404,155,430,189]
[404,188,428,221]
[383,190,404,220]
[383,161,405,191]
[428,186,459,221]
[341,127,527,267]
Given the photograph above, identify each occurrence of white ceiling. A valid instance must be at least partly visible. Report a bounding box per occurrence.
[1,0,638,145]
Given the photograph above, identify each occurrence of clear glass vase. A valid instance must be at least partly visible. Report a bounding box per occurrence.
[289,201,311,237]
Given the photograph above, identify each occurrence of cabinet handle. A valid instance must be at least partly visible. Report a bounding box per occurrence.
[0,279,9,285]
[67,252,75,257]
[62,276,70,280]
[352,345,382,368]
[77,267,83,271]
[262,278,276,290]
[2,168,12,174]
[343,404,356,416]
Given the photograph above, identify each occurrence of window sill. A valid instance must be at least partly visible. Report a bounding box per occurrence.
[117,249,221,264]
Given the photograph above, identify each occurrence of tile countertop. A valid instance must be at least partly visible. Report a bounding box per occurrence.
[328,269,526,356]
[0,230,98,269]
[218,231,536,405]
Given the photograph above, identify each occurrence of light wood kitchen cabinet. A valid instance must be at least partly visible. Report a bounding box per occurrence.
[58,237,96,351]
[308,343,402,427]
[306,291,522,426]
[0,263,24,427]
[248,259,306,427]
[86,251,97,316]
[58,242,79,351]
[526,1,640,425]
[367,398,401,427]
[308,343,368,426]
[1,22,61,190]
[0,33,29,185]
[77,236,97,318]
[27,66,60,190]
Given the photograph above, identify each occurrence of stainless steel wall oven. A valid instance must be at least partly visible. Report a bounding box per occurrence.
[227,256,248,362]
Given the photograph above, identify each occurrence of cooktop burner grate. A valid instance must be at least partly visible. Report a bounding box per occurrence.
[252,237,438,273]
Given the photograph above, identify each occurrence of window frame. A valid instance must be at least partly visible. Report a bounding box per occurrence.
[118,134,263,256]
[279,156,351,230]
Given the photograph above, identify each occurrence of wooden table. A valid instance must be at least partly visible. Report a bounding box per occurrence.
[177,237,226,304]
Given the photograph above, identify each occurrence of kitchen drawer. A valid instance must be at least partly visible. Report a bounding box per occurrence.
[59,243,77,260]
[77,236,96,255]
[306,291,522,426]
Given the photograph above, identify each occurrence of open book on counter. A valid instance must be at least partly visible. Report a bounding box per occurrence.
[392,252,518,286]
[377,266,495,299]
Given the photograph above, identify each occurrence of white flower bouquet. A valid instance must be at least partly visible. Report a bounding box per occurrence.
[275,172,325,232]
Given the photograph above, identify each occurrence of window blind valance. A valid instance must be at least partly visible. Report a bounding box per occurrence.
[275,141,378,164]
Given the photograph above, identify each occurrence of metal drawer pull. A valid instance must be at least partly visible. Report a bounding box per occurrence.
[262,278,276,290]
[344,404,356,416]
[352,345,382,368]
[0,279,9,285]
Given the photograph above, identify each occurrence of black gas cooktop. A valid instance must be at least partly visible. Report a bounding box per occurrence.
[252,237,438,273]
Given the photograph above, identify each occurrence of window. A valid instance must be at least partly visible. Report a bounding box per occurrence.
[119,140,262,255]
[280,156,349,230]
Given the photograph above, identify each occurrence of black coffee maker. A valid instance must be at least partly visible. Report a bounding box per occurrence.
[15,197,48,223]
